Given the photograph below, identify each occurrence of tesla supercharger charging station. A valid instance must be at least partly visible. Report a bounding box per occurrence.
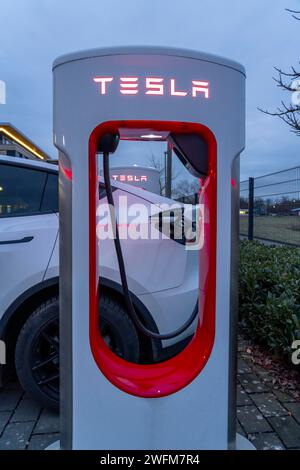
[53,46,246,450]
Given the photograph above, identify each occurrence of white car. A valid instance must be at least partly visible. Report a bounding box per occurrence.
[0,156,198,409]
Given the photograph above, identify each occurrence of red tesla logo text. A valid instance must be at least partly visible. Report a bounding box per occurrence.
[93,77,210,99]
[112,174,148,183]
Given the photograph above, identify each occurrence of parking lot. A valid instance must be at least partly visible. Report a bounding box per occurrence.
[0,380,59,450]
[0,337,299,450]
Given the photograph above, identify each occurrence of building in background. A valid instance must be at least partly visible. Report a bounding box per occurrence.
[0,123,51,161]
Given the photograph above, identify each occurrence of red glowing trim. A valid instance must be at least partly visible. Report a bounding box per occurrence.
[170,78,187,96]
[192,80,210,99]
[231,178,236,188]
[61,164,72,181]
[145,77,164,95]
[89,120,217,398]
[93,77,113,95]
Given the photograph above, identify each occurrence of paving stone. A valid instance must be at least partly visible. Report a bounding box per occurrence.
[0,390,23,411]
[1,337,296,451]
[27,433,59,450]
[236,420,246,437]
[34,408,59,434]
[238,373,269,393]
[273,389,296,403]
[250,393,288,418]
[237,405,272,434]
[0,412,11,435]
[268,416,300,449]
[248,432,285,450]
[252,365,273,382]
[237,384,253,406]
[11,398,41,423]
[0,421,35,450]
[283,403,300,424]
[237,357,252,374]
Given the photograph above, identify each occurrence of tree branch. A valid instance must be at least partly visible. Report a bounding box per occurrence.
[259,16,300,136]
[286,8,300,20]
[258,100,300,136]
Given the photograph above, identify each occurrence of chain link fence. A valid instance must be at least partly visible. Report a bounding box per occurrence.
[240,166,300,246]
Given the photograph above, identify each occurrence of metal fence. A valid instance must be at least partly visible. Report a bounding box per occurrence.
[240,166,300,247]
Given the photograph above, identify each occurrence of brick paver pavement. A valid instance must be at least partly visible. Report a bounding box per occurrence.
[0,337,299,450]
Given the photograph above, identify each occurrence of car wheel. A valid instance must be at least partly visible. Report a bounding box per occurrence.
[15,294,140,410]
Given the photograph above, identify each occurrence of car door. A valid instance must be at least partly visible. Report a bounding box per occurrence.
[0,161,59,316]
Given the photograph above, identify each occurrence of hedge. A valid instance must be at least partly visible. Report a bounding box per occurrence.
[239,240,300,361]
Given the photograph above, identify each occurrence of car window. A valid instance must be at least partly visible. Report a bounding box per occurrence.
[41,173,58,213]
[0,164,47,216]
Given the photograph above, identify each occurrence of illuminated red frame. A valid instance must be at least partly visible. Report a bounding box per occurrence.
[89,120,217,398]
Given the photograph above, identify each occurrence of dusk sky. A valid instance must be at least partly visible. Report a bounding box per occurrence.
[0,0,299,181]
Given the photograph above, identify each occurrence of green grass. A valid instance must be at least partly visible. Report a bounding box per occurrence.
[240,215,300,246]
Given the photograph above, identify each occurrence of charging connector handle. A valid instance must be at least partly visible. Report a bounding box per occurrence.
[102,149,199,340]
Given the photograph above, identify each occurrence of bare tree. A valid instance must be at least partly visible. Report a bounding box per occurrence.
[147,153,165,195]
[259,9,300,136]
[172,179,199,201]
[147,153,179,196]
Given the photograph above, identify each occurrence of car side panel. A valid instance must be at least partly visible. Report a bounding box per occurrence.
[0,214,58,319]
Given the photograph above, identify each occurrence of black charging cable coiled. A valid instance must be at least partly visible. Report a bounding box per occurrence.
[103,151,198,340]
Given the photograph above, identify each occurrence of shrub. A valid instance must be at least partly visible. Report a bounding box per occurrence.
[239,240,300,361]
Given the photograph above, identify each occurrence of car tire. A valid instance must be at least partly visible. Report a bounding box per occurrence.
[15,294,140,410]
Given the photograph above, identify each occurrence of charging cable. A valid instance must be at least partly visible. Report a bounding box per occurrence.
[102,146,199,340]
